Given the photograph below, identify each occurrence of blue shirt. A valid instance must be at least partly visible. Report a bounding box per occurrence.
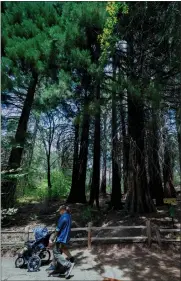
[56,213,71,244]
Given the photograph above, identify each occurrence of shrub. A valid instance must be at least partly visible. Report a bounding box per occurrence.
[2,208,18,225]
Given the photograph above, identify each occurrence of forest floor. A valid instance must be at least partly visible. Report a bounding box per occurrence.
[2,191,181,234]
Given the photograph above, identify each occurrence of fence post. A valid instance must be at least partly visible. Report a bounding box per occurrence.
[155,226,162,247]
[88,222,92,250]
[146,220,151,247]
[24,226,30,242]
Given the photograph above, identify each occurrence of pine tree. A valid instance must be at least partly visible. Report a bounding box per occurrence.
[2,2,61,207]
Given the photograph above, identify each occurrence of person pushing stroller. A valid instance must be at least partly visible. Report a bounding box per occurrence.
[47,205,75,278]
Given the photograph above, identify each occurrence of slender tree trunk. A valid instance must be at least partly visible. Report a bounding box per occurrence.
[67,122,80,202]
[100,112,107,196]
[1,72,38,208]
[111,62,122,209]
[100,154,107,196]
[120,97,129,194]
[47,153,52,199]
[148,111,164,205]
[89,83,101,208]
[67,99,90,203]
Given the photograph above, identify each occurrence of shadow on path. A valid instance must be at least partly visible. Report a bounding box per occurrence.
[88,244,180,281]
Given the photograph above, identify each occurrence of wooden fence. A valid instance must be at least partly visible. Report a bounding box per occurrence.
[1,220,180,250]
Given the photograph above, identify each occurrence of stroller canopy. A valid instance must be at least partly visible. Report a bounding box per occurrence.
[33,227,49,241]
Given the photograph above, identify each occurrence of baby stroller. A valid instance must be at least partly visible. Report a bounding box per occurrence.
[15,227,54,272]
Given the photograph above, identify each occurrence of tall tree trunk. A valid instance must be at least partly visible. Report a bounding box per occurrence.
[125,94,156,213]
[125,34,155,213]
[148,110,164,205]
[100,112,107,196]
[1,72,38,208]
[100,153,107,196]
[163,135,176,198]
[67,122,80,202]
[67,99,90,203]
[111,63,122,209]
[89,83,101,208]
[77,102,90,203]
[120,97,129,194]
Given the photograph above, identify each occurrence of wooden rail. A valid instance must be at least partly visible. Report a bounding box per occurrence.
[1,225,146,234]
[156,227,181,245]
[1,220,181,249]
[159,229,181,233]
[1,228,87,234]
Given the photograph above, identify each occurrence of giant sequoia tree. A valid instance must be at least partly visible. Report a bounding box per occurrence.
[148,109,163,206]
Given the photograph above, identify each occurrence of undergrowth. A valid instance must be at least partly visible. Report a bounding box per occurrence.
[17,170,71,203]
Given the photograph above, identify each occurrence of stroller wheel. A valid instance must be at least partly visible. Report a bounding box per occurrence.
[27,256,41,272]
[15,256,25,268]
[39,249,51,263]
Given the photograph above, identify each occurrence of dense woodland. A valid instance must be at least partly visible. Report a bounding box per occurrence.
[1,1,181,214]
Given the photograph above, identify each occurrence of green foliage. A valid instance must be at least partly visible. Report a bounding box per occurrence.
[173,173,180,186]
[70,49,91,70]
[35,71,72,112]
[17,170,71,202]
[1,166,28,182]
[51,170,71,198]
[2,2,60,74]
[51,2,107,77]
[106,185,112,193]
